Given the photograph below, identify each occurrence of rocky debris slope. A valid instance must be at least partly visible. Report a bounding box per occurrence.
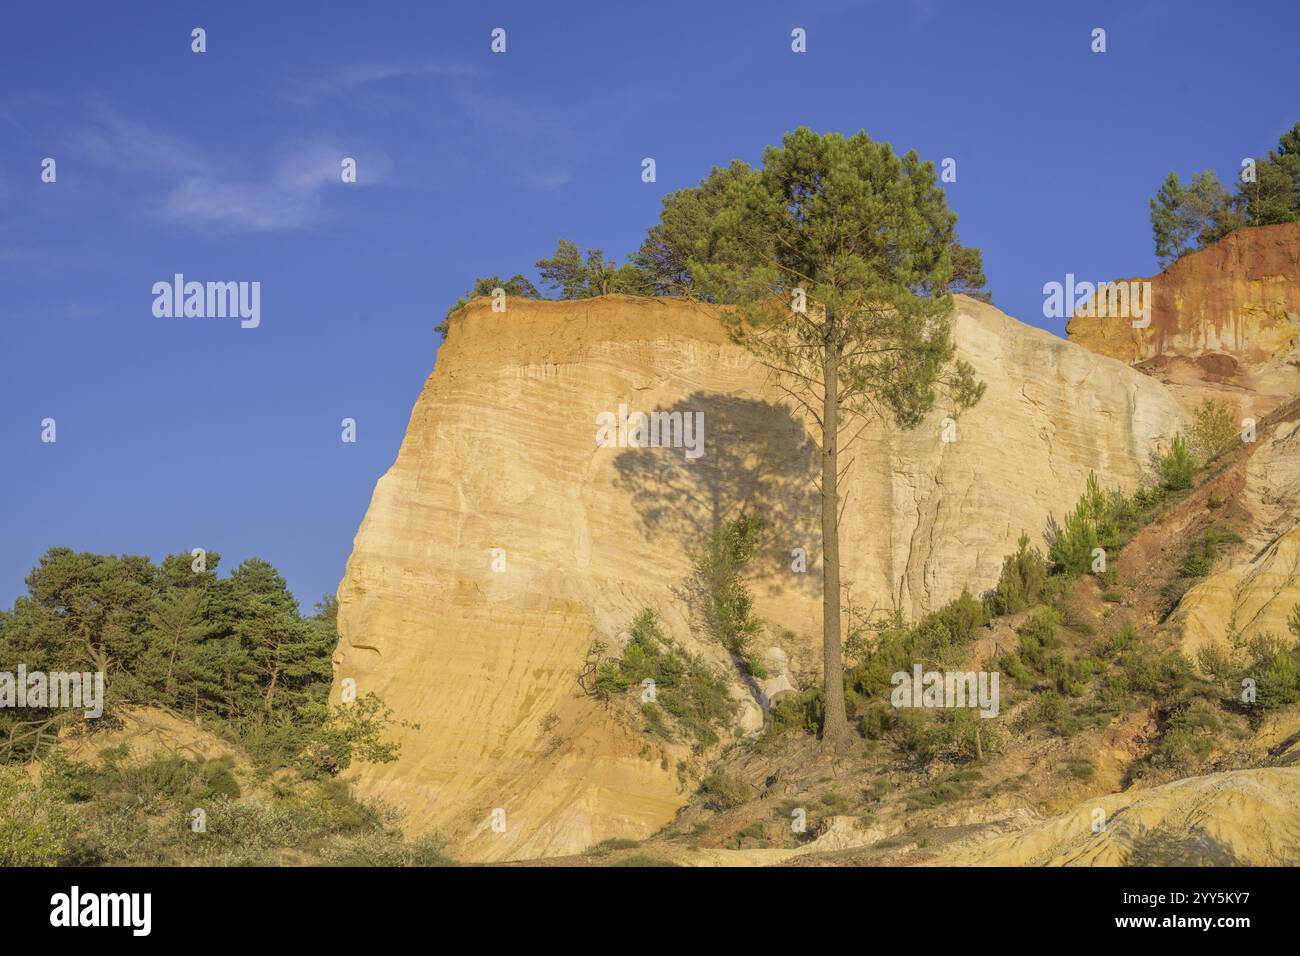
[332,294,1186,861]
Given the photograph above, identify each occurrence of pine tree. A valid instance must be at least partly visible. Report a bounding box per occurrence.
[692,128,984,749]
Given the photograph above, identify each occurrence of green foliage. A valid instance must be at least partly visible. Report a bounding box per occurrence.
[1175,526,1241,583]
[1159,434,1196,491]
[438,274,540,334]
[693,127,986,430]
[1015,607,1063,669]
[536,239,652,299]
[633,160,755,296]
[590,836,641,854]
[905,768,981,809]
[1240,632,1300,715]
[594,610,736,751]
[1014,689,1079,736]
[688,514,766,675]
[1152,705,1219,771]
[31,747,447,866]
[1049,500,1100,577]
[0,764,79,865]
[845,591,988,703]
[1100,621,1139,659]
[1046,472,1137,577]
[0,547,402,776]
[987,532,1048,615]
[1149,170,1236,265]
[298,693,410,778]
[948,241,992,302]
[700,768,752,809]
[1240,123,1300,227]
[1105,645,1195,701]
[1189,398,1239,463]
[1147,124,1299,263]
[766,687,825,737]
[1062,756,1096,781]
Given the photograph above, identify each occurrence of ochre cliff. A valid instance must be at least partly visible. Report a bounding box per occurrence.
[1066,222,1300,418]
[331,294,1188,861]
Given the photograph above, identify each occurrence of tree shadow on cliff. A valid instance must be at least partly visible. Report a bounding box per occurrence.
[611,392,820,591]
[1125,823,1249,867]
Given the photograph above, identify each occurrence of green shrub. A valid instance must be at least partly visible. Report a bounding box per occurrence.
[858,701,894,740]
[299,693,410,778]
[1242,633,1300,714]
[591,837,641,854]
[700,769,752,810]
[767,687,824,737]
[689,514,767,675]
[988,533,1048,615]
[1152,707,1220,771]
[0,765,79,865]
[1189,398,1238,463]
[1015,690,1080,737]
[1062,755,1096,781]
[1159,434,1196,491]
[890,709,947,767]
[1107,645,1195,700]
[1017,607,1063,671]
[905,769,981,809]
[737,821,766,841]
[596,610,736,750]
[1049,501,1101,577]
[1048,655,1102,697]
[1100,621,1139,658]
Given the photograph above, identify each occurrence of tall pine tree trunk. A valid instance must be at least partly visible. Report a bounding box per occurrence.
[820,334,851,750]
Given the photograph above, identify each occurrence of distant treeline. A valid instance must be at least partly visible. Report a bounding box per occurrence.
[0,548,397,775]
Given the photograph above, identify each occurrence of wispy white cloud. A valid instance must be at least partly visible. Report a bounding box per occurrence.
[280,59,482,107]
[282,59,581,190]
[75,108,391,235]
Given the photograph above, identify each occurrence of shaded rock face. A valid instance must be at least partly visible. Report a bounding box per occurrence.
[1066,223,1300,417]
[332,294,1185,861]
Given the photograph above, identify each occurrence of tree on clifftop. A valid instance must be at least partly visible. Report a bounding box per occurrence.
[633,160,755,296]
[535,239,652,298]
[691,128,984,749]
[1148,122,1300,266]
[437,274,540,335]
[1149,170,1236,266]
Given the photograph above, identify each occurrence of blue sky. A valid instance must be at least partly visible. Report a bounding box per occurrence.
[1,0,1296,610]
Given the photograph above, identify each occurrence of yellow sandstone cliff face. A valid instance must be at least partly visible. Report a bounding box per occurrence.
[1176,418,1300,669]
[332,294,1186,861]
[929,766,1300,866]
